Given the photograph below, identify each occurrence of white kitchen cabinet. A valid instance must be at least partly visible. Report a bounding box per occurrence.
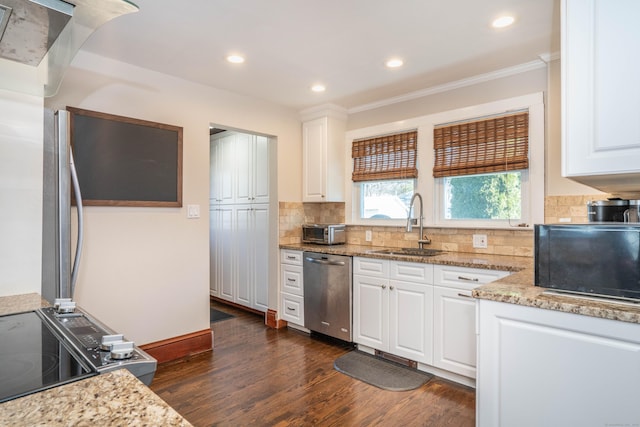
[433,265,509,379]
[477,299,640,427]
[210,131,273,313]
[280,249,305,327]
[211,132,270,205]
[562,0,640,193]
[302,114,346,202]
[353,257,433,364]
[209,205,234,301]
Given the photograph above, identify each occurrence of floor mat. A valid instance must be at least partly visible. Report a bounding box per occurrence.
[334,350,433,391]
[210,308,234,323]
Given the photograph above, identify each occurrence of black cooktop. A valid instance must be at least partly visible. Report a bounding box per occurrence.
[0,311,96,403]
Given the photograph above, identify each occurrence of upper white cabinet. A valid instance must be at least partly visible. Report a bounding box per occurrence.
[211,132,270,204]
[301,105,347,202]
[562,0,640,194]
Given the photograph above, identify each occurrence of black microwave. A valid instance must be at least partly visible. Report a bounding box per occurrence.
[535,223,640,301]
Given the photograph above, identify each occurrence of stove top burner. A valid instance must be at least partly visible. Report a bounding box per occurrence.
[0,311,95,403]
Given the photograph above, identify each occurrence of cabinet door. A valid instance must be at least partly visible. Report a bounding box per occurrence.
[210,206,234,302]
[234,206,253,307]
[252,135,270,204]
[433,286,476,378]
[235,133,253,204]
[563,0,640,180]
[353,274,388,350]
[388,280,433,364]
[252,205,270,312]
[477,299,640,427]
[302,117,327,202]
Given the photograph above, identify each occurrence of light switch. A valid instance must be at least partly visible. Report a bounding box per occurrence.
[187,204,200,219]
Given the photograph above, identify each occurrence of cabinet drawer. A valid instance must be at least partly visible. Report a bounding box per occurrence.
[434,265,509,291]
[281,293,304,326]
[389,261,433,284]
[281,249,303,265]
[354,257,389,277]
[281,264,303,296]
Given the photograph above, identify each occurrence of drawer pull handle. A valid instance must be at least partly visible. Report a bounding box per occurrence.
[287,278,296,282]
[457,275,479,282]
[457,293,473,298]
[287,256,297,260]
[287,307,295,311]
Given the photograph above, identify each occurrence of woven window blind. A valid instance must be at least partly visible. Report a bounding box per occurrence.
[433,111,529,178]
[352,130,418,182]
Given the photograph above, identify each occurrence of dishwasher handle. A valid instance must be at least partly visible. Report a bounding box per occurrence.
[305,256,346,266]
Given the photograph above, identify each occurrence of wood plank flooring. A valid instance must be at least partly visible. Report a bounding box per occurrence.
[150,301,475,427]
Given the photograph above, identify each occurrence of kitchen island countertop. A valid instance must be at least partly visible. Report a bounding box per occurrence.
[281,243,640,325]
[0,369,192,427]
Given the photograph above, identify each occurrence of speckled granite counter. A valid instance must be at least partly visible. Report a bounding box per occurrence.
[0,369,192,427]
[0,294,192,426]
[280,243,531,272]
[281,243,640,325]
[0,292,49,316]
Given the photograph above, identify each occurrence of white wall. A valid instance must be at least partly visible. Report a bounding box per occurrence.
[44,51,301,345]
[0,89,43,297]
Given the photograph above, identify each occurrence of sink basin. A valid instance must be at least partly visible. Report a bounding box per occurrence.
[366,248,445,257]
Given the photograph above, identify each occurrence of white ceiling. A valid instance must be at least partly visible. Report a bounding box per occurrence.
[80,0,560,111]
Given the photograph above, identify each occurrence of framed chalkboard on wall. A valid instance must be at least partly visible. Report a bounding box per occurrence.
[68,107,183,207]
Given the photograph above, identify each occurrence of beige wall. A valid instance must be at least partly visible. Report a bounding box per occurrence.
[44,51,301,345]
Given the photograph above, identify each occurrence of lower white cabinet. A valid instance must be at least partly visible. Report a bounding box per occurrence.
[433,265,509,378]
[210,204,269,312]
[280,249,305,326]
[353,257,434,365]
[477,299,640,427]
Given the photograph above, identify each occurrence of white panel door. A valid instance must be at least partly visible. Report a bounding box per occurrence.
[433,286,476,378]
[234,205,252,307]
[211,206,234,302]
[252,135,270,204]
[353,274,388,350]
[388,280,433,364]
[302,117,326,202]
[252,204,269,312]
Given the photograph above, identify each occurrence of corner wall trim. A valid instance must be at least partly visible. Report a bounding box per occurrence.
[140,329,212,364]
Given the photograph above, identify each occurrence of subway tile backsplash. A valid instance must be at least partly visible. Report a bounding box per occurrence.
[278,195,605,257]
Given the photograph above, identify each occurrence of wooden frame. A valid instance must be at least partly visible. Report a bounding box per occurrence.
[68,107,183,207]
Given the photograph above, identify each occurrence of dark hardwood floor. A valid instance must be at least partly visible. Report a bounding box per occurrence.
[150,301,475,426]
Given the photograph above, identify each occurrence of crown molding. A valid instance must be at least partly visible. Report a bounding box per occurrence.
[348,59,548,115]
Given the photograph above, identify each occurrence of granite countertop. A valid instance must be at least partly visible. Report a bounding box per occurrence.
[281,243,640,325]
[280,243,531,272]
[0,292,49,316]
[0,369,192,427]
[0,294,192,426]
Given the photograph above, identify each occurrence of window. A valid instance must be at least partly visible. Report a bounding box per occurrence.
[352,131,417,220]
[434,111,529,226]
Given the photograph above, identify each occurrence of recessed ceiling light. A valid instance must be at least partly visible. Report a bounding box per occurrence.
[311,84,326,93]
[492,15,515,28]
[226,54,245,64]
[386,58,404,68]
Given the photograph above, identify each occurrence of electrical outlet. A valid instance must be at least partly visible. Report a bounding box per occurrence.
[365,230,372,242]
[473,234,487,249]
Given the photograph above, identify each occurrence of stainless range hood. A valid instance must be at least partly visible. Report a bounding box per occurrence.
[0,0,138,97]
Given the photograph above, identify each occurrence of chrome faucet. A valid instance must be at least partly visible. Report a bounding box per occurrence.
[406,192,431,249]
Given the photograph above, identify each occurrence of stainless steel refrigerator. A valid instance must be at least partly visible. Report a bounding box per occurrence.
[41,109,84,303]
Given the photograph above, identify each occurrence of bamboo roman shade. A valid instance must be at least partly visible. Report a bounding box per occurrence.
[433,111,529,178]
[352,130,418,182]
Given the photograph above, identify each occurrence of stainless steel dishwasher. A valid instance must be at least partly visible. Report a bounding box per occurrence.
[303,251,353,342]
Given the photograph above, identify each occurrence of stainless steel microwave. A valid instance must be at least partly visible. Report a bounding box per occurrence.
[535,223,640,301]
[302,224,346,245]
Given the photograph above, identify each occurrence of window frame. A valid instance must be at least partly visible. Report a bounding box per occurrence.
[345,92,544,229]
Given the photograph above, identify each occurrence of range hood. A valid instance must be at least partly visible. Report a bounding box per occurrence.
[0,0,138,97]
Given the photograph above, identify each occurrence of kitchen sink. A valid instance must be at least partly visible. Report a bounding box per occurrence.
[366,248,445,257]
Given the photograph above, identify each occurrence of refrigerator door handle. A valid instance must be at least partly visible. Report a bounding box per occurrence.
[69,148,83,296]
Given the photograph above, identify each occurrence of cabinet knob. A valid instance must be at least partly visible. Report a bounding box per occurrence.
[381,284,387,289]
[390,285,394,290]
